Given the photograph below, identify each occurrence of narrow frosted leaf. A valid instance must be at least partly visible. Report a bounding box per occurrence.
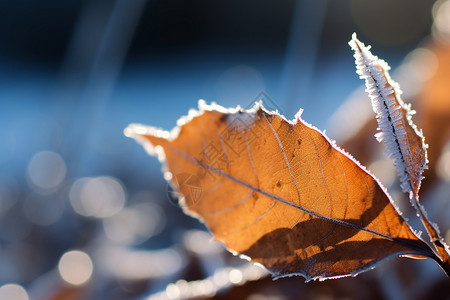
[349,33,428,197]
[125,101,436,281]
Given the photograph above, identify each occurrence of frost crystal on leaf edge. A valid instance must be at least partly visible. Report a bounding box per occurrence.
[349,33,428,196]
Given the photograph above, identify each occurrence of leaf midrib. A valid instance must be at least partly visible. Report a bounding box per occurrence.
[197,155,386,237]
[164,142,433,258]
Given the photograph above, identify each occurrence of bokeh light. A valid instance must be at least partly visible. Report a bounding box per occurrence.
[433,0,450,39]
[58,250,93,286]
[102,202,166,245]
[228,269,243,285]
[395,48,439,102]
[183,230,222,255]
[165,283,180,299]
[69,176,126,218]
[103,248,184,281]
[0,284,29,300]
[27,151,66,190]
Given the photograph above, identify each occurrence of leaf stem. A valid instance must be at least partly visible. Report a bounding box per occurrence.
[412,193,450,277]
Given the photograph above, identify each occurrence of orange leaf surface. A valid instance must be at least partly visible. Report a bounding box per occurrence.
[125,101,436,281]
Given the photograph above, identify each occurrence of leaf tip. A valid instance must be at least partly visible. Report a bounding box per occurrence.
[123,123,170,163]
[349,33,369,53]
[124,123,146,138]
[293,108,304,123]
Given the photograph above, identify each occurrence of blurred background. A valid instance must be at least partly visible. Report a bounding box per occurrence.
[0,0,449,299]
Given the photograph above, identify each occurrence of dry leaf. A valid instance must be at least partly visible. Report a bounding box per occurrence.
[125,101,437,281]
[329,39,449,196]
[349,34,428,198]
[350,35,450,273]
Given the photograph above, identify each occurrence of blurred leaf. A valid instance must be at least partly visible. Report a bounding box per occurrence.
[418,40,450,184]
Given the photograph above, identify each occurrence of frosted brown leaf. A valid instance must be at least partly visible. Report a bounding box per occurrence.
[350,34,450,276]
[125,101,438,281]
